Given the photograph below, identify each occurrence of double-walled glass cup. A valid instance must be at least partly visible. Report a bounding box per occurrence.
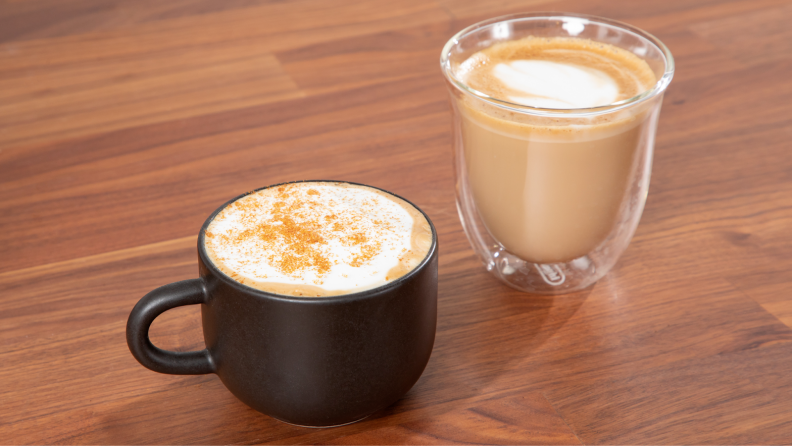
[441,13,674,293]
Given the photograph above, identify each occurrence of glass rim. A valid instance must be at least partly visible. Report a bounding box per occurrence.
[439,12,675,117]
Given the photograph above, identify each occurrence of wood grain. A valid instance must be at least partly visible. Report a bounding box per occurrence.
[0,44,303,147]
[2,0,792,444]
[321,392,582,445]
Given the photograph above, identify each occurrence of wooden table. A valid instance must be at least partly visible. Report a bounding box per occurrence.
[2,0,791,443]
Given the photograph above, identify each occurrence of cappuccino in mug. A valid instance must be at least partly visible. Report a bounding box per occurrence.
[128,181,438,427]
[456,37,656,264]
[204,182,433,297]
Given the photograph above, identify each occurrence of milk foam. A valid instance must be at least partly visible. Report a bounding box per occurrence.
[492,60,619,108]
[204,182,430,296]
[457,37,656,112]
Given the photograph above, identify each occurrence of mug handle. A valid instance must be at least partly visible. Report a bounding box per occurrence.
[126,279,216,375]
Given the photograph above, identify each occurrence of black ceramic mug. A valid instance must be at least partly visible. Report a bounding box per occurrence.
[126,181,438,427]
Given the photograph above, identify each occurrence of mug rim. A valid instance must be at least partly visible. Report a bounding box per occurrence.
[439,12,675,117]
[197,180,438,304]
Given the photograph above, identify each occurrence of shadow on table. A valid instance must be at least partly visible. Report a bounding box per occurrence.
[91,373,313,444]
[374,269,591,419]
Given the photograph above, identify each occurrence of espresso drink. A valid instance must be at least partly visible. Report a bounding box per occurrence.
[203,182,432,297]
[456,37,657,263]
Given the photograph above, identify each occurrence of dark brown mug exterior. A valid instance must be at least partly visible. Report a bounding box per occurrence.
[127,181,438,427]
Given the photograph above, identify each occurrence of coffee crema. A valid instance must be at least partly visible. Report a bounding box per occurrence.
[203,182,432,297]
[453,37,658,263]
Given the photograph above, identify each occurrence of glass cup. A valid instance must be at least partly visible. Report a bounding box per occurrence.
[440,13,674,294]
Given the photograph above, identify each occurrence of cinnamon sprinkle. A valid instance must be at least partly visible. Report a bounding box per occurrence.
[209,183,396,282]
